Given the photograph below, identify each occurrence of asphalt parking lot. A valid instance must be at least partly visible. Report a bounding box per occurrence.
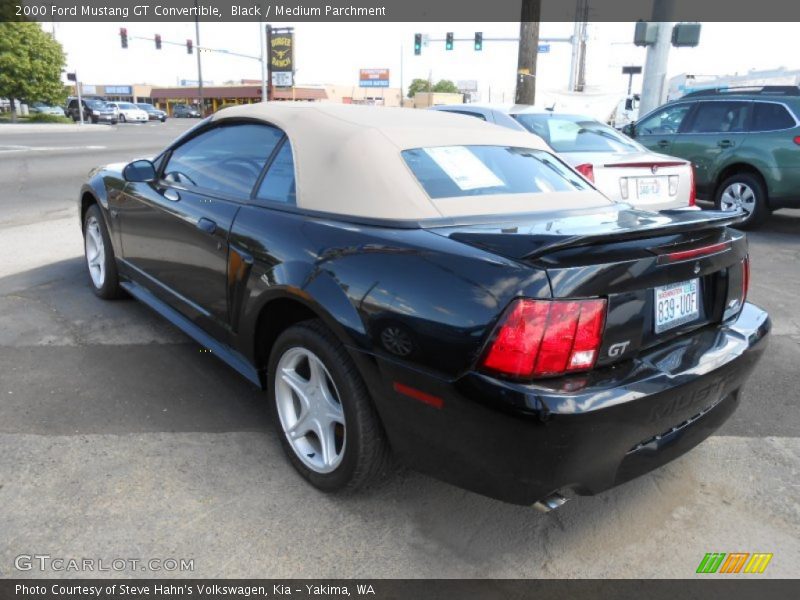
[0,120,798,579]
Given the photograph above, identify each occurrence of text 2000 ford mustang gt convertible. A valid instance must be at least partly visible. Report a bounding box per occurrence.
[79,104,769,508]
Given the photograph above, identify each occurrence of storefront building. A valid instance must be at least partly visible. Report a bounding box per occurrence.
[150,85,328,115]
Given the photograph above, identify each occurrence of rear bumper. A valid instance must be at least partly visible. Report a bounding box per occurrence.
[356,303,770,505]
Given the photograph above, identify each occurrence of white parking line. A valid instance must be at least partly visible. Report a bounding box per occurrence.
[0,145,107,154]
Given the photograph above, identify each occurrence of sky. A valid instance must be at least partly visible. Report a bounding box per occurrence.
[46,21,799,104]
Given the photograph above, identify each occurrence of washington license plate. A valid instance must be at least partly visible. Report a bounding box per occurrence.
[654,278,700,333]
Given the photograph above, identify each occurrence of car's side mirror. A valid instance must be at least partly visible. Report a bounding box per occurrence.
[123,159,157,182]
[621,123,635,138]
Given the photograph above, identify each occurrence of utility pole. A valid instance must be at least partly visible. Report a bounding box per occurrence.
[515,0,541,105]
[568,0,588,92]
[638,0,676,115]
[194,0,204,115]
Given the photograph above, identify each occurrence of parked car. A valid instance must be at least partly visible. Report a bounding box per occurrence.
[623,85,800,228]
[107,101,149,124]
[29,102,66,117]
[78,104,768,508]
[172,104,201,118]
[136,103,167,122]
[66,98,118,124]
[431,104,696,212]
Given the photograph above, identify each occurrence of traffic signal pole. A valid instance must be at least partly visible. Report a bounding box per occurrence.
[639,0,676,115]
[194,0,204,115]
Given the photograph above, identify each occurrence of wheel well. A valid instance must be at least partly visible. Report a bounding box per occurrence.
[715,163,767,198]
[80,192,97,226]
[255,298,319,370]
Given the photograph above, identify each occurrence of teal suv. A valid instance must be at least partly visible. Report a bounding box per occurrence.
[624,86,800,228]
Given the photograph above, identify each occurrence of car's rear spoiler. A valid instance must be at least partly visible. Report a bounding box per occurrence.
[522,209,746,259]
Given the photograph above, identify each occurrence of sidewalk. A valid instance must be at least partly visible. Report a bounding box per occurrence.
[0,123,112,134]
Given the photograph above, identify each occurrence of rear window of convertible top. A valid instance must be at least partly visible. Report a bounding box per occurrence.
[401,145,589,199]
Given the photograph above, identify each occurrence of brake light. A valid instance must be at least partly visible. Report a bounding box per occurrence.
[793,136,800,145]
[480,298,607,379]
[688,166,696,206]
[742,255,750,303]
[575,163,595,183]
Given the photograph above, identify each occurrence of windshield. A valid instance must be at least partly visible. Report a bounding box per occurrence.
[85,100,108,109]
[512,114,644,153]
[137,104,154,110]
[402,145,590,199]
[118,102,138,110]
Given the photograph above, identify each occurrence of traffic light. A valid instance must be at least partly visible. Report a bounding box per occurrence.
[155,34,162,50]
[474,32,483,51]
[414,33,422,55]
[186,39,193,54]
[119,28,128,49]
[445,32,453,51]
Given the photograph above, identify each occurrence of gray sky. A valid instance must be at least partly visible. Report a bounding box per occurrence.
[48,21,796,102]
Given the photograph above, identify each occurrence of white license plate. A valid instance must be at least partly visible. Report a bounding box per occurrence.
[637,177,663,198]
[654,278,700,333]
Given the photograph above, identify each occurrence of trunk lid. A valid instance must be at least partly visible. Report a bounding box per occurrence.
[429,206,749,367]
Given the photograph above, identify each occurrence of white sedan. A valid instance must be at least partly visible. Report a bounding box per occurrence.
[431,104,697,211]
[107,102,149,124]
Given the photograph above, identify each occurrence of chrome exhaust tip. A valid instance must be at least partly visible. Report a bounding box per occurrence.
[532,492,569,513]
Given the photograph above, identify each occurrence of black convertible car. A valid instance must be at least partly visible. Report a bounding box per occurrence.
[79,104,769,508]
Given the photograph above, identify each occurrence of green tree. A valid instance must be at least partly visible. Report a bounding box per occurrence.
[407,78,431,98]
[432,79,460,94]
[0,22,67,121]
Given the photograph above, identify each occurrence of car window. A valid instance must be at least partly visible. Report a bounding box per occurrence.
[445,109,487,121]
[686,101,750,134]
[512,114,643,152]
[255,142,296,205]
[751,102,796,131]
[119,102,137,110]
[636,103,692,135]
[86,100,107,109]
[402,145,589,199]
[163,123,285,197]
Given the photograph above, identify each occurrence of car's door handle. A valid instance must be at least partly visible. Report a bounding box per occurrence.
[717,139,734,148]
[162,188,180,202]
[657,139,670,148]
[196,217,217,234]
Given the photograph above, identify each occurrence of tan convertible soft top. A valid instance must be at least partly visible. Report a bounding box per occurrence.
[212,103,610,221]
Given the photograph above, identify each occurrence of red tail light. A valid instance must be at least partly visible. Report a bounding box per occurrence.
[575,163,595,183]
[480,298,607,379]
[688,165,696,206]
[742,255,750,304]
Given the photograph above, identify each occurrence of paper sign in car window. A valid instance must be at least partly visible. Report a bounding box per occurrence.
[548,120,581,145]
[423,146,504,191]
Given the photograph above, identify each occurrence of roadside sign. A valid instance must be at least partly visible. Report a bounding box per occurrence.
[270,30,294,73]
[272,71,293,88]
[538,44,551,53]
[359,69,390,88]
[457,80,478,92]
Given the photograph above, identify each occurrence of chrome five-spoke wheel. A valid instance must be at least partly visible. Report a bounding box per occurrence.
[275,346,346,474]
[84,215,106,289]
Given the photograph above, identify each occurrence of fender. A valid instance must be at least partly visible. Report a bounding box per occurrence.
[235,259,369,367]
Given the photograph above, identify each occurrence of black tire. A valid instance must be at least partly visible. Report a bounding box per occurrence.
[91,116,98,124]
[82,204,124,299]
[119,114,126,123]
[715,172,769,230]
[267,319,391,493]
